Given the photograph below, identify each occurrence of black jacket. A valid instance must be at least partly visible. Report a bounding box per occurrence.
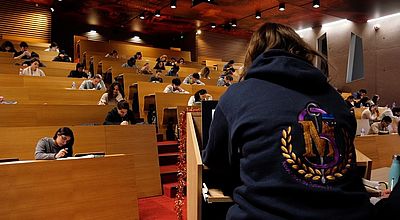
[202,50,372,219]
[68,70,88,78]
[103,107,135,125]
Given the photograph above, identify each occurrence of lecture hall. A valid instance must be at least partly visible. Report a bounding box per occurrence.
[0,0,399,219]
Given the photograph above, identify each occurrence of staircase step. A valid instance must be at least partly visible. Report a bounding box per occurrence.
[160,164,179,183]
[158,141,179,154]
[159,153,179,166]
[163,182,186,198]
[160,164,179,174]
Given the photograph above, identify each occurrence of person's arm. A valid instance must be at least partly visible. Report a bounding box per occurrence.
[163,85,172,93]
[39,69,45,77]
[99,80,106,91]
[13,51,27,59]
[187,96,195,106]
[35,138,56,160]
[103,110,121,125]
[369,123,380,134]
[116,92,124,102]
[197,80,205,85]
[202,105,239,194]
[21,68,28,76]
[98,93,107,105]
[182,76,190,84]
[79,80,86,90]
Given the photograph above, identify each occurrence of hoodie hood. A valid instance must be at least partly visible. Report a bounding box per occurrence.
[244,49,329,94]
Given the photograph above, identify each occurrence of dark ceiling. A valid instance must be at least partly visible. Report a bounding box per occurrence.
[25,0,400,37]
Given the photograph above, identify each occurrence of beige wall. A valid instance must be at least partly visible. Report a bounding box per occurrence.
[300,16,400,106]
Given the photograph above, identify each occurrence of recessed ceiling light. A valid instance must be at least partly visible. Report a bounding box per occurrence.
[211,23,216,28]
[255,11,261,19]
[171,0,177,9]
[231,19,237,27]
[279,3,285,11]
[155,10,161,17]
[313,0,320,8]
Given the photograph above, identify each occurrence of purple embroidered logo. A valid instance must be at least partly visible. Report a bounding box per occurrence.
[280,103,354,185]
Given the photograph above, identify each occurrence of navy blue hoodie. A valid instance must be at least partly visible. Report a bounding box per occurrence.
[202,50,373,219]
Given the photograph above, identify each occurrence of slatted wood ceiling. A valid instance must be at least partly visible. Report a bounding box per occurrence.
[196,31,249,63]
[0,0,51,42]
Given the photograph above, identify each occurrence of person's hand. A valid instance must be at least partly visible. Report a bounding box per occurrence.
[120,121,129,125]
[24,51,31,57]
[380,189,391,198]
[55,148,68,159]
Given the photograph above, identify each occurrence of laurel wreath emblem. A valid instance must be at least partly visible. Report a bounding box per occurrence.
[281,126,352,183]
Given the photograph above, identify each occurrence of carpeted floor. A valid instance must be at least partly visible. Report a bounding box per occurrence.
[138,195,186,220]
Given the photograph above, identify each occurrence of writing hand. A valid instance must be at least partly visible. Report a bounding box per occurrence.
[55,148,68,159]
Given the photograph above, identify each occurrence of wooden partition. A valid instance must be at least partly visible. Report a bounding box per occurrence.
[0,125,161,198]
[187,113,204,220]
[78,39,191,63]
[136,81,192,118]
[0,154,139,219]
[0,87,103,105]
[0,74,86,89]
[355,134,400,169]
[42,61,77,70]
[0,104,113,127]
[155,92,192,134]
[0,63,72,77]
[190,85,227,100]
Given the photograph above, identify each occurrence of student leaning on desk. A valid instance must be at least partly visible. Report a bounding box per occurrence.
[103,100,136,125]
[35,127,74,160]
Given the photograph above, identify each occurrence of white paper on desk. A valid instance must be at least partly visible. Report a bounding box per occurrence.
[57,155,95,160]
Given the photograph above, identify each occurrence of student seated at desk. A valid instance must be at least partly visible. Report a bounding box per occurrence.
[79,74,106,91]
[103,100,135,125]
[35,127,74,160]
[53,50,71,62]
[45,42,59,52]
[0,41,16,53]
[188,89,212,106]
[98,82,124,105]
[368,116,392,135]
[150,70,163,83]
[182,73,205,85]
[13,41,31,60]
[20,58,45,77]
[68,63,88,78]
[361,104,379,122]
[163,78,189,94]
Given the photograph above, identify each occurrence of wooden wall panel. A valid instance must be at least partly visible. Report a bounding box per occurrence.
[301,17,400,106]
[0,0,51,42]
[196,31,249,63]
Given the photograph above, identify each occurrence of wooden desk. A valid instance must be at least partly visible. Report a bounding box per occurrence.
[0,154,139,219]
[355,149,373,180]
[0,87,103,105]
[355,134,400,169]
[0,104,113,127]
[0,125,161,198]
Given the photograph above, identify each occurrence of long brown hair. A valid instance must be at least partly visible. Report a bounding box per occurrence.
[241,22,325,80]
